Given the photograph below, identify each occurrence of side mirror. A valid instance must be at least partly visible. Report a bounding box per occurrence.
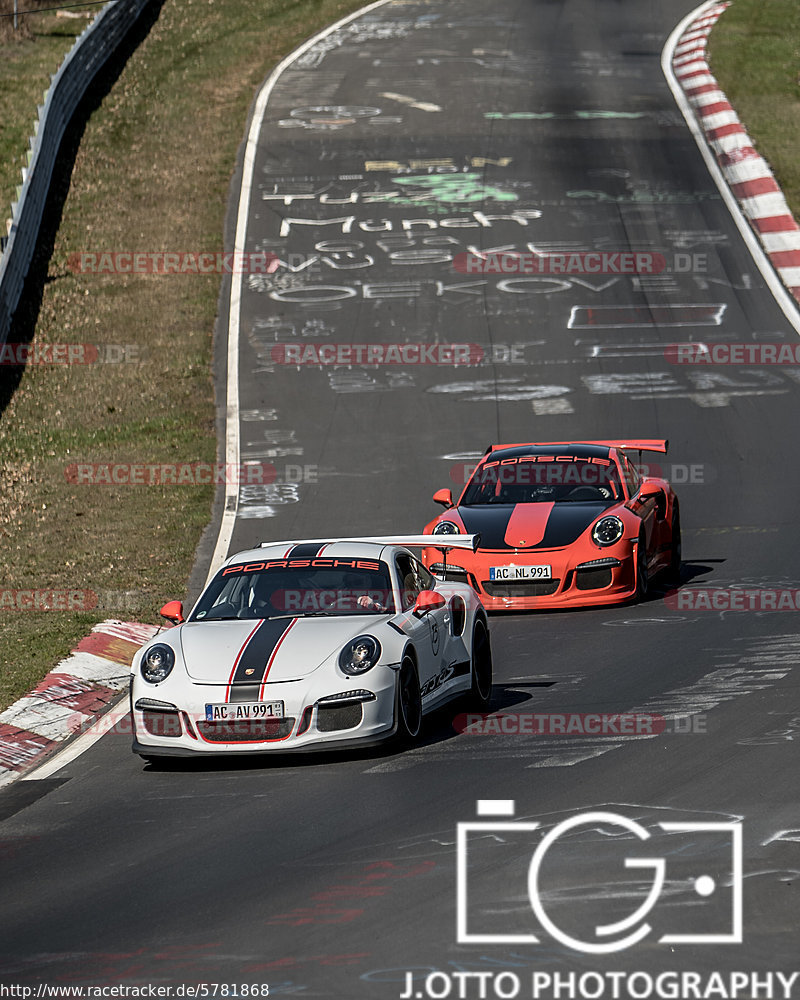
[159,600,185,624]
[433,488,454,509]
[636,488,662,503]
[414,590,446,616]
[642,484,669,520]
[631,486,667,520]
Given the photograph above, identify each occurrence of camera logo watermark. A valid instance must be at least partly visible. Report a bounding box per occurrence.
[456,802,742,954]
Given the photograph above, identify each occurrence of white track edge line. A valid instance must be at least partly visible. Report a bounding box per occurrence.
[24,715,124,781]
[205,0,396,586]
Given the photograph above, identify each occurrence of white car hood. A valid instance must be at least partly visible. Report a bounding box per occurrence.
[178,616,389,684]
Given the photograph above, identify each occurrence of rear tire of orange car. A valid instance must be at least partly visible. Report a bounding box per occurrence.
[467,618,493,709]
[635,530,649,600]
[395,655,422,746]
[667,509,682,583]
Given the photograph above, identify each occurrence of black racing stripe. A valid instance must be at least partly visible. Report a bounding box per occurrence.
[287,543,328,558]
[459,502,613,550]
[539,503,611,548]
[457,505,515,549]
[229,618,295,702]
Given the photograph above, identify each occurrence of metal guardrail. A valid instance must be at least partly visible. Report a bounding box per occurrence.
[0,0,152,343]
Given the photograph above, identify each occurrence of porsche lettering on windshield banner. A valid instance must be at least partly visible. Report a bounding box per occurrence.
[221,558,382,575]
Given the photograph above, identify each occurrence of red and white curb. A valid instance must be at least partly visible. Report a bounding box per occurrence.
[671,1,800,304]
[0,620,158,787]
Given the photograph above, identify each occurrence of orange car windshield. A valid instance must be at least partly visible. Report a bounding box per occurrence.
[462,456,622,505]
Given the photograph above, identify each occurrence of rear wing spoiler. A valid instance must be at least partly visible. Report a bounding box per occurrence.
[258,534,480,552]
[485,439,668,455]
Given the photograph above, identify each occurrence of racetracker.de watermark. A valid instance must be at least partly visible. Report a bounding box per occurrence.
[635,462,711,485]
[666,588,800,611]
[271,343,483,365]
[453,251,707,275]
[268,589,394,613]
[64,463,318,486]
[453,713,666,736]
[0,589,98,611]
[666,343,800,365]
[67,251,280,275]
[448,460,711,486]
[453,712,707,736]
[0,343,145,365]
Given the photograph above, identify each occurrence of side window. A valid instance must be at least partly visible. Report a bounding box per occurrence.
[414,557,435,592]
[619,453,641,496]
[395,554,422,610]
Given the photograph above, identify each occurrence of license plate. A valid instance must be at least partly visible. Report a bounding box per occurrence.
[205,701,284,722]
[489,565,552,581]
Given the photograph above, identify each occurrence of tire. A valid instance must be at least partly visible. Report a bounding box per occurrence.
[635,531,649,600]
[395,655,422,745]
[667,509,682,583]
[467,618,492,709]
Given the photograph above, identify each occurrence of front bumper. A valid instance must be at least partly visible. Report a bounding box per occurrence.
[427,542,638,610]
[131,667,398,756]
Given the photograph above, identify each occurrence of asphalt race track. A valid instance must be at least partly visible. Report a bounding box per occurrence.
[1,0,798,994]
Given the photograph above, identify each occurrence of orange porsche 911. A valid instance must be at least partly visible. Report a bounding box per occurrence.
[422,440,680,611]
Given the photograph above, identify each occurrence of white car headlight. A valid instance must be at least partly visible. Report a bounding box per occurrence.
[339,635,381,676]
[591,515,625,547]
[433,520,461,535]
[140,643,175,683]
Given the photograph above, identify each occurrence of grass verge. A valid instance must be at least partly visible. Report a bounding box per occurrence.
[0,0,374,712]
[709,0,800,217]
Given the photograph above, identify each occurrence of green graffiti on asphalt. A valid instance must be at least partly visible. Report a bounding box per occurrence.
[389,172,518,206]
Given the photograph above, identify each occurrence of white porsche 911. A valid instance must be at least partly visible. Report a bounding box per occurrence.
[130,535,491,759]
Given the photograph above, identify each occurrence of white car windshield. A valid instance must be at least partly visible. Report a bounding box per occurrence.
[190,558,397,621]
